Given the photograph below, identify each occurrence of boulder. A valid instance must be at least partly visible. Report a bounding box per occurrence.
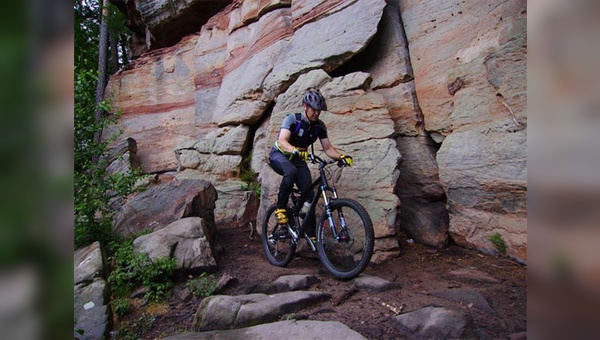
[351,275,401,292]
[74,279,110,340]
[448,268,500,284]
[430,289,495,315]
[74,242,105,285]
[113,179,217,236]
[133,217,217,271]
[193,291,331,331]
[173,171,257,226]
[164,320,366,340]
[390,306,469,339]
[74,242,110,339]
[273,275,320,293]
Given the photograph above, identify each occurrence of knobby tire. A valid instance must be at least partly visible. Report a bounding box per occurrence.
[317,198,374,280]
[261,204,296,267]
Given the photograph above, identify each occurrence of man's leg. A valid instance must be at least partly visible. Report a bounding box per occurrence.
[295,163,316,238]
[269,149,298,210]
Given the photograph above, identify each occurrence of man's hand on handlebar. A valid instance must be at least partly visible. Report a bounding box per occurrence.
[292,148,309,161]
[340,154,353,167]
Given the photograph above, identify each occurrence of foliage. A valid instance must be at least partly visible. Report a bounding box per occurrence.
[74,98,142,248]
[75,0,100,71]
[117,314,156,340]
[108,239,178,302]
[111,298,131,317]
[281,313,299,321]
[186,272,219,298]
[239,155,261,197]
[75,0,131,73]
[75,0,140,249]
[489,232,507,255]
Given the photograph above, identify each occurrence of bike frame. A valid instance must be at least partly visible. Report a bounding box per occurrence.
[288,155,348,246]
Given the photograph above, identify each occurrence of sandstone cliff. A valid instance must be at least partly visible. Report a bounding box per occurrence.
[105,0,527,263]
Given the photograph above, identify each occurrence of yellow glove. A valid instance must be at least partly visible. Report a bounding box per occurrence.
[292,148,309,161]
[340,154,353,167]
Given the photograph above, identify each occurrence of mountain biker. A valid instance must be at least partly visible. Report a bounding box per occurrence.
[269,89,353,238]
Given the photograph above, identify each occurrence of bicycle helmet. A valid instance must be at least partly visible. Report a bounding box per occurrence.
[302,89,327,111]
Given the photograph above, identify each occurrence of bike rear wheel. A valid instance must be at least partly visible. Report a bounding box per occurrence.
[261,204,296,267]
[317,198,374,280]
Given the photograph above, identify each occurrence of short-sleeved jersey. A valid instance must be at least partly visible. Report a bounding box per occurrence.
[278,113,328,149]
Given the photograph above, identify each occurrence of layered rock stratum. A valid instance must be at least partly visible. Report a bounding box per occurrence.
[105,0,527,263]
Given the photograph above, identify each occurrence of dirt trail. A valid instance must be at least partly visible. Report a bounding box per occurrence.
[121,223,527,339]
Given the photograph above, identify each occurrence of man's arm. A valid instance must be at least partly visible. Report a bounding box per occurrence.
[277,129,302,153]
[320,137,343,159]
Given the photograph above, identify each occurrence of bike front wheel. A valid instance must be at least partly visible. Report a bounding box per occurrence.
[261,204,296,267]
[317,198,374,280]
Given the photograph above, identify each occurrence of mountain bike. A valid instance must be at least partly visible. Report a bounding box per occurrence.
[261,153,374,280]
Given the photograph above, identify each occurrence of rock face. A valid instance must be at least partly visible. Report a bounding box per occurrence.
[399,0,527,261]
[258,69,402,261]
[105,0,527,262]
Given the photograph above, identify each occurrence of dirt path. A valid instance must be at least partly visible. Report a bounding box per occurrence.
[124,223,526,339]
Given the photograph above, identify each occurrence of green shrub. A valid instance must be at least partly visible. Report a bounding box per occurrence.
[240,170,261,198]
[74,98,143,249]
[111,298,131,317]
[108,240,177,302]
[238,155,261,197]
[117,314,156,340]
[489,232,507,255]
[241,181,261,197]
[186,272,219,298]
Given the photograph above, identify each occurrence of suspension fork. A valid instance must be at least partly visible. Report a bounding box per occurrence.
[321,185,348,241]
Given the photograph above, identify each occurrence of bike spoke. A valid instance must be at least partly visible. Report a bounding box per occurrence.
[317,199,374,280]
[261,205,296,267]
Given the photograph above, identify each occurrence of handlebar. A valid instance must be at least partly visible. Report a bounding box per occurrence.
[309,153,348,168]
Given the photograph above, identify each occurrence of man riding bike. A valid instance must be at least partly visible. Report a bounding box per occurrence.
[269,89,353,239]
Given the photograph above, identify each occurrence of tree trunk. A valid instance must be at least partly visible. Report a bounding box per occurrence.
[110,31,119,74]
[93,0,110,154]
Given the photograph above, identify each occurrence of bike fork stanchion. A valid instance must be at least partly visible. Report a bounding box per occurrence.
[324,208,340,240]
[337,211,349,241]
